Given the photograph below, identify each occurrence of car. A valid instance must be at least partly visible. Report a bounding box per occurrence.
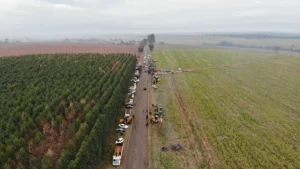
[126,105,133,108]
[125,104,133,108]
[129,86,136,90]
[131,94,135,99]
[118,124,128,129]
[119,130,126,135]
[115,138,124,144]
[129,89,136,93]
[116,128,125,132]
[125,102,133,105]
[132,79,139,83]
[133,77,139,81]
[127,90,136,95]
[143,87,147,90]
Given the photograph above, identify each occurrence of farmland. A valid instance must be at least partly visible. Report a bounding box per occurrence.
[0,53,136,169]
[156,34,300,51]
[150,49,300,168]
[0,43,137,57]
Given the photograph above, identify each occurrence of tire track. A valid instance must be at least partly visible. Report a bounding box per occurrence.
[171,75,221,168]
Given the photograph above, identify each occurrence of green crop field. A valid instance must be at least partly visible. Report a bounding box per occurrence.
[0,53,136,169]
[151,49,300,169]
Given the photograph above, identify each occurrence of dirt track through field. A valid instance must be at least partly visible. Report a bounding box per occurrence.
[171,75,220,168]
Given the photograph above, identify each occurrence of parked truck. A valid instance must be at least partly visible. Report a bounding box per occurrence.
[112,139,124,166]
[135,63,142,70]
[119,115,133,124]
[125,109,131,116]
[119,109,133,124]
[134,70,140,77]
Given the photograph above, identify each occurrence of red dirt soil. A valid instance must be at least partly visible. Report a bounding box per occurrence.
[0,43,138,57]
[29,101,81,163]
[112,60,121,72]
[28,122,69,161]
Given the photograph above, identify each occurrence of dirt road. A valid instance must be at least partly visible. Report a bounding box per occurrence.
[123,56,149,169]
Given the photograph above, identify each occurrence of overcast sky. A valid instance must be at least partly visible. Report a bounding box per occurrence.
[1,0,300,39]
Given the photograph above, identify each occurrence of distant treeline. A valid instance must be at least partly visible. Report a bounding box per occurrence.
[204,41,300,53]
[211,33,300,39]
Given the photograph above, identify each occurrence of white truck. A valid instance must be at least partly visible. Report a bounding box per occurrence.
[125,108,131,117]
[112,139,124,166]
[134,70,140,77]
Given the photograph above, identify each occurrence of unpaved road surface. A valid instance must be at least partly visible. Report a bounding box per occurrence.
[122,56,149,169]
[0,43,137,57]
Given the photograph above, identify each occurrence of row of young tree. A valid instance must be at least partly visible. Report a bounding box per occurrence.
[56,56,136,169]
[0,53,136,169]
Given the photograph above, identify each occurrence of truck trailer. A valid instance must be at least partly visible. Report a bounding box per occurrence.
[112,139,124,166]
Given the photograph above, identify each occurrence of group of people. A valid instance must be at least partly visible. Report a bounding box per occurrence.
[146,109,149,127]
[134,109,149,129]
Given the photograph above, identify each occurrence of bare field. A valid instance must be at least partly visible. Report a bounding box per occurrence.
[0,43,138,57]
[150,48,300,169]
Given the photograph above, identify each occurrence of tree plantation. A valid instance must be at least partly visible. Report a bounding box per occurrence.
[0,53,136,169]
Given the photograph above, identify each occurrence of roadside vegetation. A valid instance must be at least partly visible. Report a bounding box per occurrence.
[0,53,136,169]
[151,48,300,168]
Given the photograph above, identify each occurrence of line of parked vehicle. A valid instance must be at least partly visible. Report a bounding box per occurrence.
[116,77,139,134]
[113,63,142,166]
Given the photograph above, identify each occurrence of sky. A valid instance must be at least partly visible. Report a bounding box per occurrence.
[0,0,300,39]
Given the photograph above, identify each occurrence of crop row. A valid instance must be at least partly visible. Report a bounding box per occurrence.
[154,49,300,168]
